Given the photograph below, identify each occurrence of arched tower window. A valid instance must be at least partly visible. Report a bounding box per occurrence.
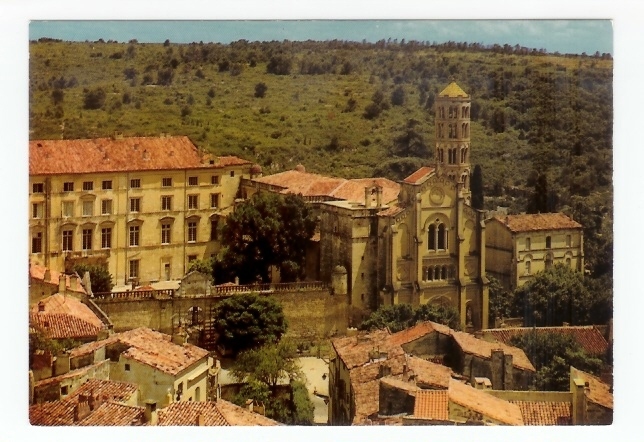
[428,225,436,250]
[437,224,446,249]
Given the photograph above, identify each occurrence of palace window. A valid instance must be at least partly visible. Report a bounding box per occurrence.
[62,230,73,252]
[102,180,112,190]
[545,254,553,270]
[566,258,572,268]
[428,222,449,251]
[566,235,571,247]
[187,221,197,243]
[211,175,220,185]
[63,182,74,192]
[82,229,93,250]
[101,199,112,215]
[32,232,42,254]
[162,177,173,187]
[130,178,141,189]
[130,198,141,213]
[129,259,139,279]
[210,219,219,241]
[101,228,112,249]
[82,200,94,217]
[525,260,531,275]
[546,236,552,249]
[82,181,93,191]
[129,225,140,247]
[188,194,199,210]
[62,201,74,218]
[210,194,220,209]
[32,202,43,219]
[188,255,197,263]
[188,176,198,186]
[32,183,44,193]
[161,195,173,211]
[161,223,172,245]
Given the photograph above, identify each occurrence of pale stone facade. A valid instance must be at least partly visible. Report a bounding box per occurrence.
[28,136,252,287]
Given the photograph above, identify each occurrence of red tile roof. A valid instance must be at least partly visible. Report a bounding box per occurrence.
[30,136,250,175]
[387,321,452,347]
[29,264,86,294]
[30,400,77,425]
[32,293,104,328]
[252,169,400,205]
[156,400,280,426]
[75,402,144,426]
[448,379,524,425]
[412,390,449,421]
[377,204,406,217]
[405,355,453,389]
[483,326,609,357]
[331,329,403,370]
[68,379,139,403]
[70,327,209,376]
[451,331,535,372]
[490,213,582,233]
[402,166,435,184]
[571,366,613,410]
[511,401,571,425]
[30,312,104,340]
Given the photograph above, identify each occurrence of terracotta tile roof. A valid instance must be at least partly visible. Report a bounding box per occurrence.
[156,400,280,426]
[68,379,139,403]
[331,329,403,369]
[76,402,144,426]
[412,390,449,421]
[571,366,613,410]
[29,264,86,294]
[405,355,453,389]
[490,213,582,233]
[379,376,420,393]
[438,82,469,98]
[402,166,435,184]
[252,169,400,205]
[30,136,250,175]
[448,379,524,425]
[69,327,209,376]
[30,400,77,425]
[30,312,104,340]
[511,401,572,425]
[483,326,609,357]
[32,293,104,328]
[387,321,452,347]
[451,331,535,372]
[377,204,406,217]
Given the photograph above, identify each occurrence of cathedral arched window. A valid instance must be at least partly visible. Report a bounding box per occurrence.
[441,266,447,280]
[434,267,440,280]
[428,225,436,250]
[448,106,454,118]
[438,224,447,249]
[429,222,448,251]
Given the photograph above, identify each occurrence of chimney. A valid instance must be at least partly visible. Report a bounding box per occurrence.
[490,349,504,389]
[364,187,372,208]
[172,325,188,345]
[571,378,587,425]
[59,274,67,293]
[376,186,383,208]
[196,414,205,426]
[38,301,45,312]
[70,274,79,291]
[74,394,91,422]
[43,268,51,283]
[144,400,158,426]
[503,353,514,390]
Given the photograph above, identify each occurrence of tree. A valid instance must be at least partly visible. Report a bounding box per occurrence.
[72,263,113,294]
[512,264,610,326]
[254,82,268,98]
[221,193,316,283]
[390,119,430,158]
[487,275,513,327]
[471,165,484,210]
[82,87,106,110]
[231,339,302,390]
[359,303,461,333]
[187,258,214,275]
[391,85,405,106]
[414,303,461,330]
[266,55,292,75]
[372,157,426,182]
[510,332,603,391]
[51,88,64,105]
[211,293,287,356]
[156,68,174,86]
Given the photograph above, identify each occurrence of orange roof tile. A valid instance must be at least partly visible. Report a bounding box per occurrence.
[402,166,435,184]
[448,379,524,425]
[30,312,104,340]
[387,321,452,347]
[412,390,449,421]
[68,379,139,403]
[570,366,613,410]
[76,402,144,426]
[451,331,535,372]
[331,329,403,369]
[405,355,453,389]
[69,328,209,376]
[483,326,609,357]
[29,263,86,294]
[252,170,400,205]
[377,204,406,217]
[32,293,104,328]
[438,82,469,98]
[30,400,77,426]
[489,213,582,233]
[30,136,250,175]
[511,401,571,425]
[156,400,280,426]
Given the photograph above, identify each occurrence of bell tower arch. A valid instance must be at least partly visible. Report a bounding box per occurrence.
[435,82,471,202]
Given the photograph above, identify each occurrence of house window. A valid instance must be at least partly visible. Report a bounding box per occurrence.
[101,228,112,249]
[125,363,131,372]
[82,200,94,217]
[102,180,112,190]
[130,198,141,212]
[546,236,552,249]
[128,259,139,279]
[230,171,235,178]
[188,194,199,210]
[525,237,531,251]
[545,254,553,270]
[101,199,112,215]
[32,202,43,219]
[211,175,220,185]
[129,225,140,246]
[566,257,572,268]
[162,177,172,187]
[566,235,572,247]
[62,201,74,217]
[130,178,141,189]
[61,386,69,395]
[62,230,73,251]
[63,182,74,192]
[188,176,198,186]
[161,196,173,211]
[32,232,43,253]
[161,223,172,245]
[32,183,44,193]
[210,219,219,241]
[82,229,93,250]
[188,255,197,263]
[210,194,220,209]
[82,181,93,191]
[525,260,531,275]
[187,221,197,243]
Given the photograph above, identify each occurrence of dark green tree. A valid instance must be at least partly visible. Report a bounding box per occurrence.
[414,303,461,331]
[212,293,287,356]
[359,303,461,333]
[391,86,405,106]
[51,88,64,105]
[72,263,113,294]
[82,87,106,110]
[471,165,484,210]
[487,276,513,327]
[390,119,430,158]
[266,55,292,75]
[372,157,426,182]
[254,82,268,98]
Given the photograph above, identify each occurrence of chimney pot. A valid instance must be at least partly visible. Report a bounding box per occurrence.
[43,268,51,283]
[38,301,45,312]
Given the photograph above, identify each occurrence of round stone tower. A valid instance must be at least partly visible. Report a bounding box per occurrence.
[435,82,472,201]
